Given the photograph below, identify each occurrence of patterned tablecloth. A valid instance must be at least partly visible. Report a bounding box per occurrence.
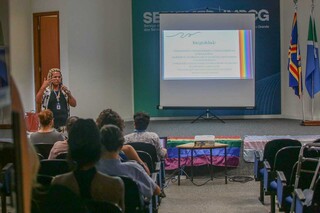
[165,136,242,170]
[243,135,320,163]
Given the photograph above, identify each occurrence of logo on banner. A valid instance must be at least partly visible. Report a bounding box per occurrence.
[143,8,270,32]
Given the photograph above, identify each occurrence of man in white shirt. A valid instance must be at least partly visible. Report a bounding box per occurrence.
[124,112,167,160]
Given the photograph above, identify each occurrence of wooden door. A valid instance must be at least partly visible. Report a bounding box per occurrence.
[33,12,60,112]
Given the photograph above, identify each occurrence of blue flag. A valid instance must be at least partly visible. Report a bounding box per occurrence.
[288,12,302,97]
[305,14,320,98]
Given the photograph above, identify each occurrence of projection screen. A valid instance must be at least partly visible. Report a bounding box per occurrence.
[159,13,255,108]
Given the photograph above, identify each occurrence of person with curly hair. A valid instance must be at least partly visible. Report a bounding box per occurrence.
[97,124,160,198]
[96,108,150,175]
[36,68,77,130]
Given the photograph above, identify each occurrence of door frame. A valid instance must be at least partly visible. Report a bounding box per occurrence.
[33,11,60,112]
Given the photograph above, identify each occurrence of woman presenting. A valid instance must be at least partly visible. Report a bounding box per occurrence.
[36,68,77,130]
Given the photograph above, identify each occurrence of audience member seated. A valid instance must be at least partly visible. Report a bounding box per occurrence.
[50,119,125,210]
[96,108,150,175]
[30,109,64,144]
[124,111,167,160]
[96,124,161,198]
[48,116,79,159]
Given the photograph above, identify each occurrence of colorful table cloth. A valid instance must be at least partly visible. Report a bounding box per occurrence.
[165,136,242,170]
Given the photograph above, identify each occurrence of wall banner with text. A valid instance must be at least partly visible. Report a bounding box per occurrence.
[132,0,280,117]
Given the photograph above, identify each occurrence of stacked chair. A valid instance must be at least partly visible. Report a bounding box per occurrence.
[295,176,320,213]
[290,142,320,213]
[254,138,301,204]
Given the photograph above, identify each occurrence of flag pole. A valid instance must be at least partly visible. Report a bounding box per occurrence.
[311,0,314,120]
[295,1,306,122]
[301,0,320,126]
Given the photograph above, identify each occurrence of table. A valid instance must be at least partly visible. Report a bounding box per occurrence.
[165,136,241,170]
[177,142,229,185]
[243,135,320,162]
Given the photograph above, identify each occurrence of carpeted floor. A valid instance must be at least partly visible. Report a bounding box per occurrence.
[159,176,273,213]
[122,118,320,213]
[124,118,320,138]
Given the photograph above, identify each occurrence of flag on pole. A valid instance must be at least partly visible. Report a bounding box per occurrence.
[288,12,302,97]
[305,14,320,98]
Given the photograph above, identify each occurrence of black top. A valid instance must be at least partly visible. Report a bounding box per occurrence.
[48,90,68,129]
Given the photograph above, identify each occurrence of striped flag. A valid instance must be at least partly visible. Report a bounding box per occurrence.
[288,12,302,97]
[305,14,320,98]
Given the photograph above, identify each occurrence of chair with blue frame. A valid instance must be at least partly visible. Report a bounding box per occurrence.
[135,150,160,211]
[277,142,320,213]
[263,146,301,213]
[119,175,151,213]
[126,142,163,188]
[254,138,301,204]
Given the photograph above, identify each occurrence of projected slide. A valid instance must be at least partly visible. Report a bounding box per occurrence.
[162,30,253,80]
[159,13,255,108]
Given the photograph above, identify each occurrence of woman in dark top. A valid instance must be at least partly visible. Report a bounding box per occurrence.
[49,118,125,210]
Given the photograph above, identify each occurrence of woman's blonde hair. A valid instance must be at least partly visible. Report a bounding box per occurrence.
[47,68,63,90]
[47,68,61,80]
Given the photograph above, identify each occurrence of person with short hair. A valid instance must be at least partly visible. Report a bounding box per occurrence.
[96,108,150,174]
[36,68,77,130]
[96,124,160,198]
[30,109,64,144]
[51,119,125,210]
[125,111,167,160]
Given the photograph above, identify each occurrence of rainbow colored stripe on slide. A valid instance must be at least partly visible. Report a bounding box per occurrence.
[239,30,253,79]
[165,136,242,170]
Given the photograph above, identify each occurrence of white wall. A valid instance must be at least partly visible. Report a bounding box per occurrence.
[9,0,33,112]
[65,0,133,120]
[281,0,320,120]
[8,0,320,121]
[32,0,133,120]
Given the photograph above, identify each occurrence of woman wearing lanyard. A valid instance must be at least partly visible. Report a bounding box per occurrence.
[36,68,77,130]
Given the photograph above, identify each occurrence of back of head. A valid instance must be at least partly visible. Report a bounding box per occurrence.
[68,118,101,168]
[96,108,124,131]
[65,116,79,133]
[38,109,54,127]
[134,112,150,131]
[100,124,124,152]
